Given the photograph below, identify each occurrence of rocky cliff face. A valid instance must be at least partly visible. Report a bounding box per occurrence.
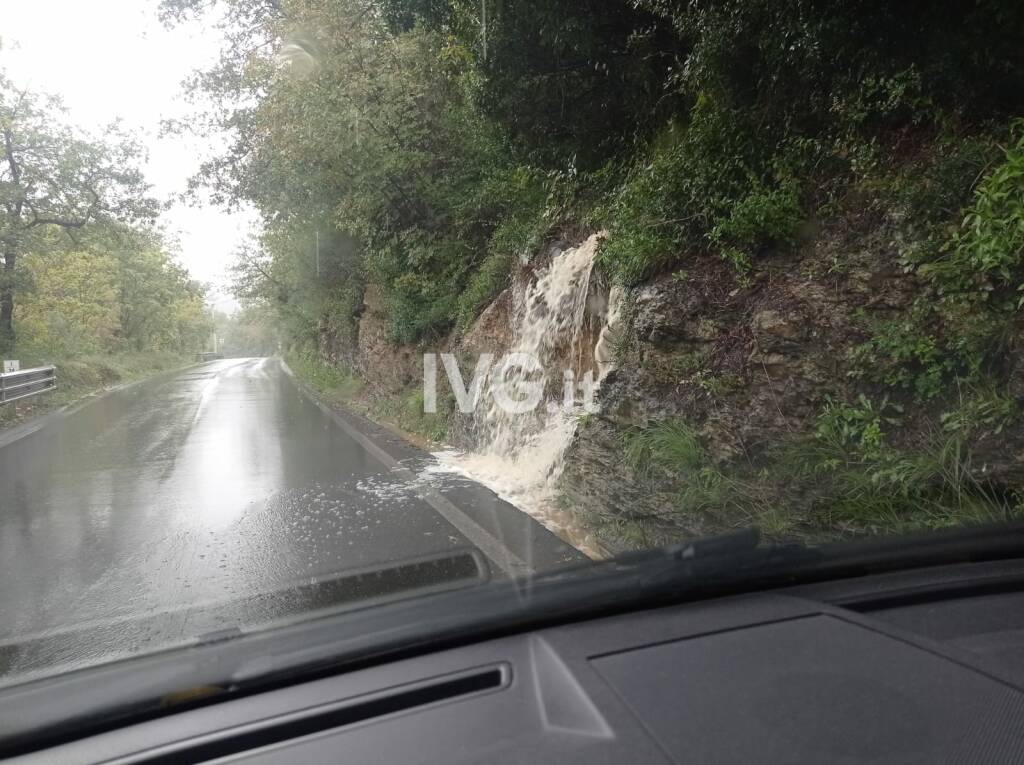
[321,205,1024,557]
[558,216,916,548]
[352,284,424,397]
[556,206,1024,553]
[594,221,915,452]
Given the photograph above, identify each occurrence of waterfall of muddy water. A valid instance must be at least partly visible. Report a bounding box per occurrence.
[431,234,616,560]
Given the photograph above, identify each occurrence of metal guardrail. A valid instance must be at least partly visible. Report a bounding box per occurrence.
[0,366,57,404]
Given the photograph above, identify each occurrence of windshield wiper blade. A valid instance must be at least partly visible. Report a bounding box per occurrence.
[0,549,491,755]
[796,521,1024,578]
[605,521,1024,595]
[609,527,821,592]
[637,521,1024,592]
[0,549,490,686]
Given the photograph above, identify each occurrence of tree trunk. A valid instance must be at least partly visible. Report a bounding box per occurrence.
[0,252,16,354]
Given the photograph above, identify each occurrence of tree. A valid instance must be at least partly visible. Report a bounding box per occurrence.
[14,223,213,358]
[0,70,157,352]
[163,0,544,342]
[15,245,121,357]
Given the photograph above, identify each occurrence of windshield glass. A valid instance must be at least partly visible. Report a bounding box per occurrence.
[1,0,1023,689]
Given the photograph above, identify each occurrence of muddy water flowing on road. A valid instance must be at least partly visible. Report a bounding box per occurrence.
[433,234,619,559]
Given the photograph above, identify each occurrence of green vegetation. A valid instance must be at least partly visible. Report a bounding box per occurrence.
[160,0,1024,545]
[595,103,795,285]
[0,70,158,353]
[794,398,1019,537]
[13,233,211,359]
[286,349,451,444]
[161,0,1024,344]
[620,407,1019,544]
[0,70,214,427]
[941,387,1019,438]
[378,389,450,444]
[851,123,1024,402]
[0,232,212,425]
[286,350,362,404]
[623,421,705,478]
[942,122,1024,298]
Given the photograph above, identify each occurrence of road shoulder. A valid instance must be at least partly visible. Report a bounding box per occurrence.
[0,360,201,450]
[279,358,587,575]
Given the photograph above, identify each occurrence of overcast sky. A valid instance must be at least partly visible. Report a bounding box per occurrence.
[0,0,257,312]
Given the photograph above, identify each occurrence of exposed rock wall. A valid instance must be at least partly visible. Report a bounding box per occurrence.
[559,210,1024,553]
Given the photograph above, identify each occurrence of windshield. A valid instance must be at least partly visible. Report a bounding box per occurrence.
[1,0,1023,690]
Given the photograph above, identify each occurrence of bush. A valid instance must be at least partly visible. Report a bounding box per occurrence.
[708,181,802,271]
[851,312,960,401]
[287,350,362,401]
[936,121,1024,301]
[369,237,467,344]
[940,387,1018,437]
[855,121,1024,402]
[598,102,766,285]
[814,395,899,464]
[893,134,998,229]
[643,0,1024,130]
[623,420,706,478]
[457,251,515,330]
[454,165,553,329]
[394,389,449,442]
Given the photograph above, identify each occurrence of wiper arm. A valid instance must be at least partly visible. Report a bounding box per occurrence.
[0,549,491,756]
[610,527,821,592]
[621,521,1024,594]
[614,521,1024,593]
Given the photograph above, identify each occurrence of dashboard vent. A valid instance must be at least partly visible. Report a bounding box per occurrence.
[142,667,506,764]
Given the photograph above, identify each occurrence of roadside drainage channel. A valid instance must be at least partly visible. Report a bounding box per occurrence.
[280,359,586,579]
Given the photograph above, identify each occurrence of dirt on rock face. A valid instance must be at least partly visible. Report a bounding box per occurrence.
[462,288,515,359]
[602,231,923,451]
[556,212,973,552]
[353,284,434,398]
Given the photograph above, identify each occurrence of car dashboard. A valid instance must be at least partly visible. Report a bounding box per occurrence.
[12,557,1024,764]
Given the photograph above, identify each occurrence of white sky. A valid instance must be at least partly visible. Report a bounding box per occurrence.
[0,0,257,312]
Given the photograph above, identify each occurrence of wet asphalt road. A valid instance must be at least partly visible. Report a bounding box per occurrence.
[0,358,580,682]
